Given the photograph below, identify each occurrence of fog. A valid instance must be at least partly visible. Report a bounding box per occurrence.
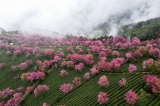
[0,0,160,37]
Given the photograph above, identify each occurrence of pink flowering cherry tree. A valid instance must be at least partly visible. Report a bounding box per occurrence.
[75,63,84,72]
[72,77,81,86]
[59,83,74,93]
[143,75,160,95]
[84,72,90,80]
[129,64,137,73]
[97,92,109,105]
[118,78,126,86]
[34,85,49,97]
[90,66,99,75]
[60,70,68,77]
[0,63,6,69]
[98,75,109,88]
[124,90,138,105]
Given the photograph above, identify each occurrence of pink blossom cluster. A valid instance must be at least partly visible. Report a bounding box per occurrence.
[36,60,42,65]
[0,88,14,98]
[112,51,119,57]
[0,87,23,99]
[152,81,160,94]
[25,87,33,93]
[33,46,41,54]
[67,46,75,53]
[43,103,50,106]
[66,41,72,46]
[59,83,74,93]
[124,90,138,104]
[26,52,31,57]
[61,61,74,69]
[142,59,154,69]
[118,78,126,86]
[138,46,147,55]
[14,50,22,55]
[97,60,110,71]
[6,51,11,55]
[99,51,107,60]
[34,85,49,97]
[35,60,51,72]
[125,51,133,59]
[6,45,14,51]
[25,60,32,65]
[57,48,64,57]
[18,62,28,70]
[90,66,99,75]
[75,63,84,71]
[87,49,92,54]
[67,54,84,63]
[35,53,41,58]
[92,46,101,53]
[12,66,18,71]
[97,92,109,105]
[78,48,83,54]
[60,70,68,77]
[105,40,111,46]
[4,92,22,106]
[84,41,93,47]
[107,49,113,57]
[149,48,160,59]
[76,46,83,54]
[94,40,103,46]
[21,72,45,83]
[83,54,94,65]
[75,46,80,50]
[72,77,81,86]
[131,37,141,47]
[129,64,137,73]
[0,43,7,49]
[100,57,107,61]
[44,49,55,56]
[0,63,6,69]
[115,42,123,49]
[134,50,143,58]
[143,75,158,86]
[102,39,106,42]
[143,75,160,94]
[21,46,33,54]
[122,42,132,50]
[96,58,124,72]
[152,44,158,48]
[113,36,126,44]
[58,51,64,57]
[109,58,124,71]
[98,75,109,88]
[84,72,90,80]
[50,55,62,63]
[146,44,153,50]
[114,58,124,64]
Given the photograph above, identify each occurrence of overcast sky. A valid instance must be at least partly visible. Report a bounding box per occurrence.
[0,0,160,37]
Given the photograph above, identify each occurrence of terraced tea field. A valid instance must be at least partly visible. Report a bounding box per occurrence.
[0,34,160,106]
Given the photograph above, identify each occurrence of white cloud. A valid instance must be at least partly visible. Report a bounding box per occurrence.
[0,0,160,37]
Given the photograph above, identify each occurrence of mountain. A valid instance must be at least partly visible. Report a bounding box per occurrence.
[118,17,160,40]
[93,17,160,41]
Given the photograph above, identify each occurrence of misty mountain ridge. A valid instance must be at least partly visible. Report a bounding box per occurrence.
[92,17,160,41]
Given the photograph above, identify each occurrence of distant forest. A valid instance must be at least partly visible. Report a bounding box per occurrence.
[92,17,160,41]
[119,17,160,41]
